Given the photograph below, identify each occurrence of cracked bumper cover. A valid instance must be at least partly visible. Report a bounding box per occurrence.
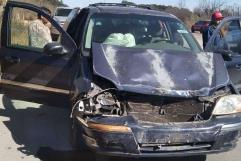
[76,114,241,157]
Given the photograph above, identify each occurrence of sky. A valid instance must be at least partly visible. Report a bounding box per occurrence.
[63,0,240,11]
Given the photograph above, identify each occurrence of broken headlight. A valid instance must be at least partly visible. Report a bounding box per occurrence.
[213,95,241,115]
[95,92,125,115]
[75,90,125,116]
[96,92,116,106]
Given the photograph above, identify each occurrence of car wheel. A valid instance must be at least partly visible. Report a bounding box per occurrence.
[70,118,88,151]
[191,28,195,33]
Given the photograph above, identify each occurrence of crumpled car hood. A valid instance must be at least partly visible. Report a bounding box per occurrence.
[92,43,230,97]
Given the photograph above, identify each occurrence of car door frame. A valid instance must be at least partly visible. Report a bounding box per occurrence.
[205,16,241,52]
[2,1,76,48]
[0,1,78,105]
[205,16,241,93]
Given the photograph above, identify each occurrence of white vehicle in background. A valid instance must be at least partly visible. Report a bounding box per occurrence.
[62,7,81,31]
[53,7,73,26]
[51,7,73,40]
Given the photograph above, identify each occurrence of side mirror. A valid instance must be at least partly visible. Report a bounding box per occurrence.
[215,49,232,61]
[43,42,68,56]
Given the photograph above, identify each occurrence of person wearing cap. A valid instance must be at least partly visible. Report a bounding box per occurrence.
[202,11,224,49]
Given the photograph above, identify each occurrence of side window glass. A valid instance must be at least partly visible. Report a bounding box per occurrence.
[179,34,190,49]
[10,8,38,48]
[10,7,60,51]
[213,20,241,56]
[85,19,94,49]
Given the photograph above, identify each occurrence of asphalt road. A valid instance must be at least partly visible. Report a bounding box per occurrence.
[0,33,241,161]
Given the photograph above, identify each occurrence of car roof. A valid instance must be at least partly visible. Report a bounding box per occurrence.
[87,4,177,18]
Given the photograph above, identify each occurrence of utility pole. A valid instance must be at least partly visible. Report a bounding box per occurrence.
[178,0,186,9]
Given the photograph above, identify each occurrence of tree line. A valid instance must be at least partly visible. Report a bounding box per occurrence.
[122,0,241,27]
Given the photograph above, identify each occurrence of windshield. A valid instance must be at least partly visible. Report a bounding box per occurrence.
[55,8,72,17]
[85,13,201,53]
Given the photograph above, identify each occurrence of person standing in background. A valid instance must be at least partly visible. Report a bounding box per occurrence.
[28,7,52,48]
[202,11,224,49]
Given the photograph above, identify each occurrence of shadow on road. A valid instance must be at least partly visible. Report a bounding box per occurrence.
[0,94,73,158]
[0,94,206,161]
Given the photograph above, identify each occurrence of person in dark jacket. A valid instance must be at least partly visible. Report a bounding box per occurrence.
[202,11,224,49]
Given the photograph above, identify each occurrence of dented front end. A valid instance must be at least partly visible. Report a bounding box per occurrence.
[71,84,241,157]
[71,43,241,156]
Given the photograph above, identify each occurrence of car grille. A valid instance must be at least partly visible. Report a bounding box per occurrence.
[139,143,213,152]
[127,100,205,123]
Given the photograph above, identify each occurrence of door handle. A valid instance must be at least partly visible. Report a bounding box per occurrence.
[4,56,20,64]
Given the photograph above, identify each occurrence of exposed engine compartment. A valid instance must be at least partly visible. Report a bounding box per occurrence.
[127,100,210,123]
[72,83,231,123]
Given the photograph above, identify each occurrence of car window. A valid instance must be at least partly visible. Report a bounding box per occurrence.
[10,7,60,52]
[84,13,201,53]
[213,20,241,56]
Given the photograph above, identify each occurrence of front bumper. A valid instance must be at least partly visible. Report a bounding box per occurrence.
[76,114,241,157]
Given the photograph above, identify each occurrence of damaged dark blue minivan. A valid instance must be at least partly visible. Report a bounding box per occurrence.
[1,1,241,159]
